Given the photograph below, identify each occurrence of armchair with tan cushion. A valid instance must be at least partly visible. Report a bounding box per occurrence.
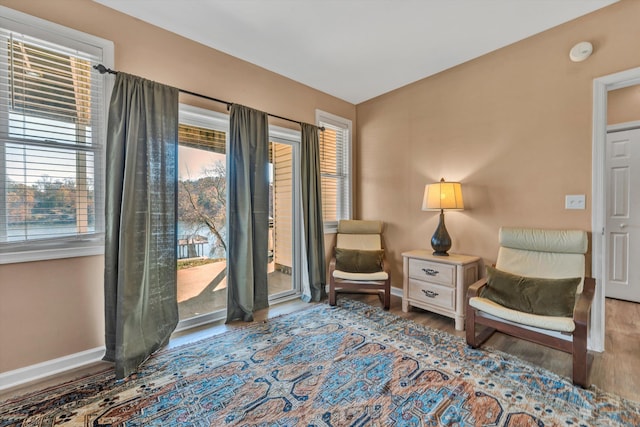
[329,220,391,309]
[466,227,596,387]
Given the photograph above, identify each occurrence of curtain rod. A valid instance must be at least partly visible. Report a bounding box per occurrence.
[93,64,324,131]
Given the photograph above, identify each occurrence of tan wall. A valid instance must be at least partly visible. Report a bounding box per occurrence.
[0,0,355,373]
[356,0,640,286]
[0,256,104,372]
[608,85,640,125]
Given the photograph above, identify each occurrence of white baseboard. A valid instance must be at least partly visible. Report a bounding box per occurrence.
[0,346,105,391]
[390,286,403,298]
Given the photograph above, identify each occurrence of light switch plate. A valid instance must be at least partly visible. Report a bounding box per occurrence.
[565,195,586,210]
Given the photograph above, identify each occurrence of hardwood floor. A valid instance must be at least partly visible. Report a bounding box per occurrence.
[2,294,638,404]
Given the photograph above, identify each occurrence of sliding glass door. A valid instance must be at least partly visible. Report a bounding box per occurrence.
[175,106,301,326]
[176,107,229,324]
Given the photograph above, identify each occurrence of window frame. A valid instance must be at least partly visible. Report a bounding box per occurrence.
[316,109,352,233]
[0,6,114,264]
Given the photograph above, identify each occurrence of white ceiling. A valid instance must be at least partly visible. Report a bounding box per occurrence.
[94,0,617,104]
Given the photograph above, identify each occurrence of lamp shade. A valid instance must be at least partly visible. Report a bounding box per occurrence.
[422,179,464,211]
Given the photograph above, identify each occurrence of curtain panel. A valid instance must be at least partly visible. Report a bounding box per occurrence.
[226,104,270,322]
[300,123,326,302]
[104,73,179,379]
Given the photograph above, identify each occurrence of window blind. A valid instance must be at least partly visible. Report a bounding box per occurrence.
[0,27,105,246]
[178,123,226,154]
[319,121,350,224]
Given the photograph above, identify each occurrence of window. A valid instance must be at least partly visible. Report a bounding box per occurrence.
[316,110,352,232]
[0,7,113,263]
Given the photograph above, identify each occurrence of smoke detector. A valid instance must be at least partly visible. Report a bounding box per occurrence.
[569,41,593,62]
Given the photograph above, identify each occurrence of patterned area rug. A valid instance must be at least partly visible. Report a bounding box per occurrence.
[2,299,639,426]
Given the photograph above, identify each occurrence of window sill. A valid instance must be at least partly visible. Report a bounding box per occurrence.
[0,243,104,265]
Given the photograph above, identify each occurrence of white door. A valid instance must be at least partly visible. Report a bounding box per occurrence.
[605,128,640,301]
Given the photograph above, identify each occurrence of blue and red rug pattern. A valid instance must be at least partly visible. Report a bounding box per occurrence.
[1,299,639,426]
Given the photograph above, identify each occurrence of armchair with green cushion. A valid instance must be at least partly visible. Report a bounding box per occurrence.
[329,220,391,309]
[466,227,596,388]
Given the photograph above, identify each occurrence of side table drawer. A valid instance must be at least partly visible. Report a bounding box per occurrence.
[408,278,455,310]
[408,258,455,287]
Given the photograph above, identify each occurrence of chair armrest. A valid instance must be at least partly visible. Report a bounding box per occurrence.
[574,277,596,325]
[382,257,391,275]
[329,256,336,275]
[467,277,488,300]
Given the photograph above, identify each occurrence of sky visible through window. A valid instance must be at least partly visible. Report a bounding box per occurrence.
[178,145,223,180]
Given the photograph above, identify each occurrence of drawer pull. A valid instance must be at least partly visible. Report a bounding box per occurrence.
[422,289,439,298]
[422,268,439,276]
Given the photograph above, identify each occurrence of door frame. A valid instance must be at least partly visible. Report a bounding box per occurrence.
[592,66,640,352]
[268,126,303,301]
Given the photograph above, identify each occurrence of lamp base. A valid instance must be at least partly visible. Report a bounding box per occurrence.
[431,210,452,256]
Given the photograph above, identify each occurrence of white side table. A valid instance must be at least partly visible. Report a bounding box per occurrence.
[402,250,481,331]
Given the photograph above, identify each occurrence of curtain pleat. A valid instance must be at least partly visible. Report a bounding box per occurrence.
[226,104,270,322]
[103,73,179,379]
[300,124,326,302]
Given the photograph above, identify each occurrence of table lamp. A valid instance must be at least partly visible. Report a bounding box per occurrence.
[422,178,464,256]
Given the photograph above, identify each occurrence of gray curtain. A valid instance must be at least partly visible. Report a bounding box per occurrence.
[103,73,179,379]
[226,104,270,322]
[300,123,326,302]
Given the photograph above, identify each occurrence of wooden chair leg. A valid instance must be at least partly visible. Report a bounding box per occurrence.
[466,305,478,347]
[465,306,495,348]
[383,280,391,310]
[329,278,337,306]
[572,327,589,387]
